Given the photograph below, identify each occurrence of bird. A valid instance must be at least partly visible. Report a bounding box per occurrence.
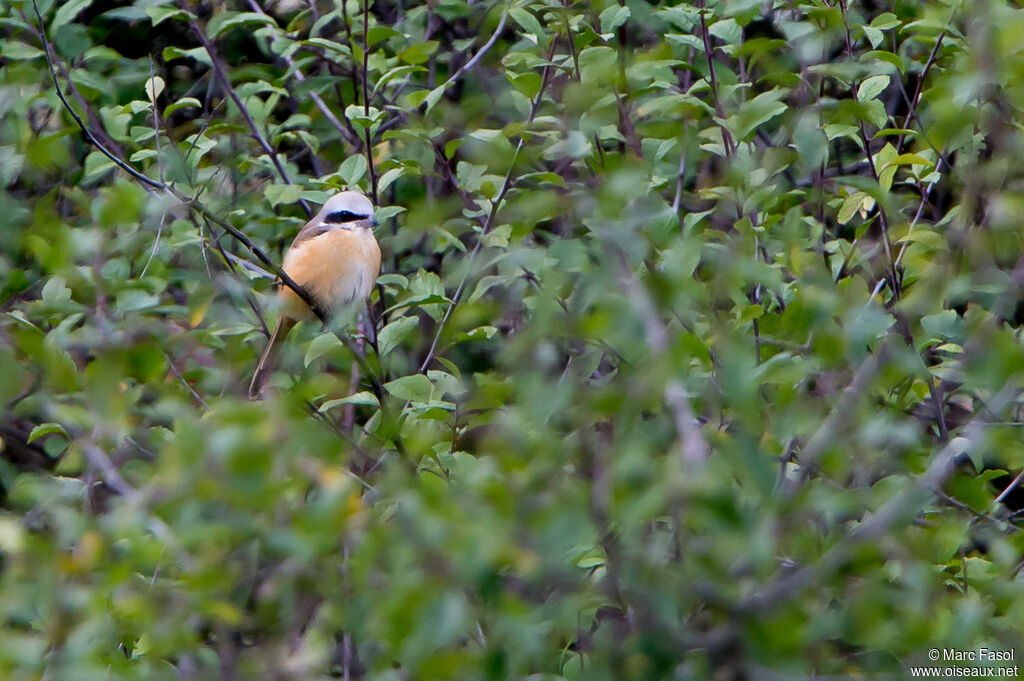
[249,190,381,400]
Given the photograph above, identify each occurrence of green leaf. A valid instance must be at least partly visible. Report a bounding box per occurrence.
[305,38,352,60]
[384,293,452,316]
[838,192,870,224]
[399,40,439,65]
[145,5,192,26]
[708,18,741,44]
[725,89,788,141]
[83,150,116,182]
[265,184,303,207]
[860,50,905,74]
[857,75,890,102]
[384,374,434,402]
[208,12,276,38]
[162,45,212,66]
[304,332,344,367]
[367,26,403,46]
[52,0,93,32]
[320,392,379,411]
[861,25,883,49]
[793,113,827,171]
[599,5,630,34]
[893,153,933,168]
[1,42,44,60]
[378,316,419,356]
[55,24,92,58]
[377,167,404,194]
[164,97,202,116]
[481,225,512,248]
[509,8,546,46]
[27,423,69,444]
[422,85,446,113]
[376,273,408,288]
[870,12,902,30]
[145,76,165,103]
[897,229,948,251]
[458,325,497,341]
[100,6,149,22]
[115,289,160,313]
[921,310,962,341]
[339,154,368,186]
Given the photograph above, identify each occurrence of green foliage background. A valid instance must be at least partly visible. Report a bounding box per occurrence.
[1,0,1024,678]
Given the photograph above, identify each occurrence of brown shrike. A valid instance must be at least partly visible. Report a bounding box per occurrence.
[249,191,381,399]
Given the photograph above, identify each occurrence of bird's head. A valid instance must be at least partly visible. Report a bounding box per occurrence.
[318,191,378,229]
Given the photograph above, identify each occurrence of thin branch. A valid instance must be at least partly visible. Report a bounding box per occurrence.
[361,0,379,202]
[995,471,1024,506]
[866,158,945,305]
[837,0,899,297]
[417,46,553,373]
[184,9,314,217]
[415,11,509,114]
[32,0,161,189]
[696,0,735,157]
[895,33,945,155]
[243,0,360,147]
[163,351,211,411]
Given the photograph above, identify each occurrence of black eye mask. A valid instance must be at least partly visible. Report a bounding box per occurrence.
[324,210,366,223]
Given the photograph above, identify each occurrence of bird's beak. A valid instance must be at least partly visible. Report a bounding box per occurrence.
[369,214,379,227]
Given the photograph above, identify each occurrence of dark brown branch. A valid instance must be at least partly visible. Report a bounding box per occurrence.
[184,9,314,218]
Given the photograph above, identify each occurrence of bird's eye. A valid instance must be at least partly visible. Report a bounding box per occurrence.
[325,210,363,223]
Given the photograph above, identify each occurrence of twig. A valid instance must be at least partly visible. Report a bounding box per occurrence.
[243,0,360,147]
[359,0,380,203]
[995,471,1024,506]
[417,44,553,373]
[895,33,945,155]
[140,211,166,278]
[416,11,509,114]
[18,5,126,158]
[866,157,945,305]
[184,8,313,217]
[80,436,189,561]
[163,351,211,411]
[696,0,735,157]
[32,0,161,189]
[837,0,898,296]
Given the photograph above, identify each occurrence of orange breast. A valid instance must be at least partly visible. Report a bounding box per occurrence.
[277,228,381,322]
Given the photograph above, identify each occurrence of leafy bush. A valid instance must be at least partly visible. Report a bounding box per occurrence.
[1,0,1023,678]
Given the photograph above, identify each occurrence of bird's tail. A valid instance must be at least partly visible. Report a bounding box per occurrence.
[248,317,296,400]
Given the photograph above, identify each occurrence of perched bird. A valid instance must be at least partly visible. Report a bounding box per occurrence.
[249,191,381,399]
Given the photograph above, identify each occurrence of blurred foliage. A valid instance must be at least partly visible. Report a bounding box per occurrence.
[1,0,1024,678]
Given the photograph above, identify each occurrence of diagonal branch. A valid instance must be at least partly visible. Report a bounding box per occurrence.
[32,0,161,189]
[184,9,314,218]
[243,0,361,148]
[748,383,1022,612]
[413,11,509,117]
[778,343,889,497]
[417,40,553,373]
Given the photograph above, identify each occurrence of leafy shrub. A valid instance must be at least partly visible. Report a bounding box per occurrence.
[1,0,1023,679]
